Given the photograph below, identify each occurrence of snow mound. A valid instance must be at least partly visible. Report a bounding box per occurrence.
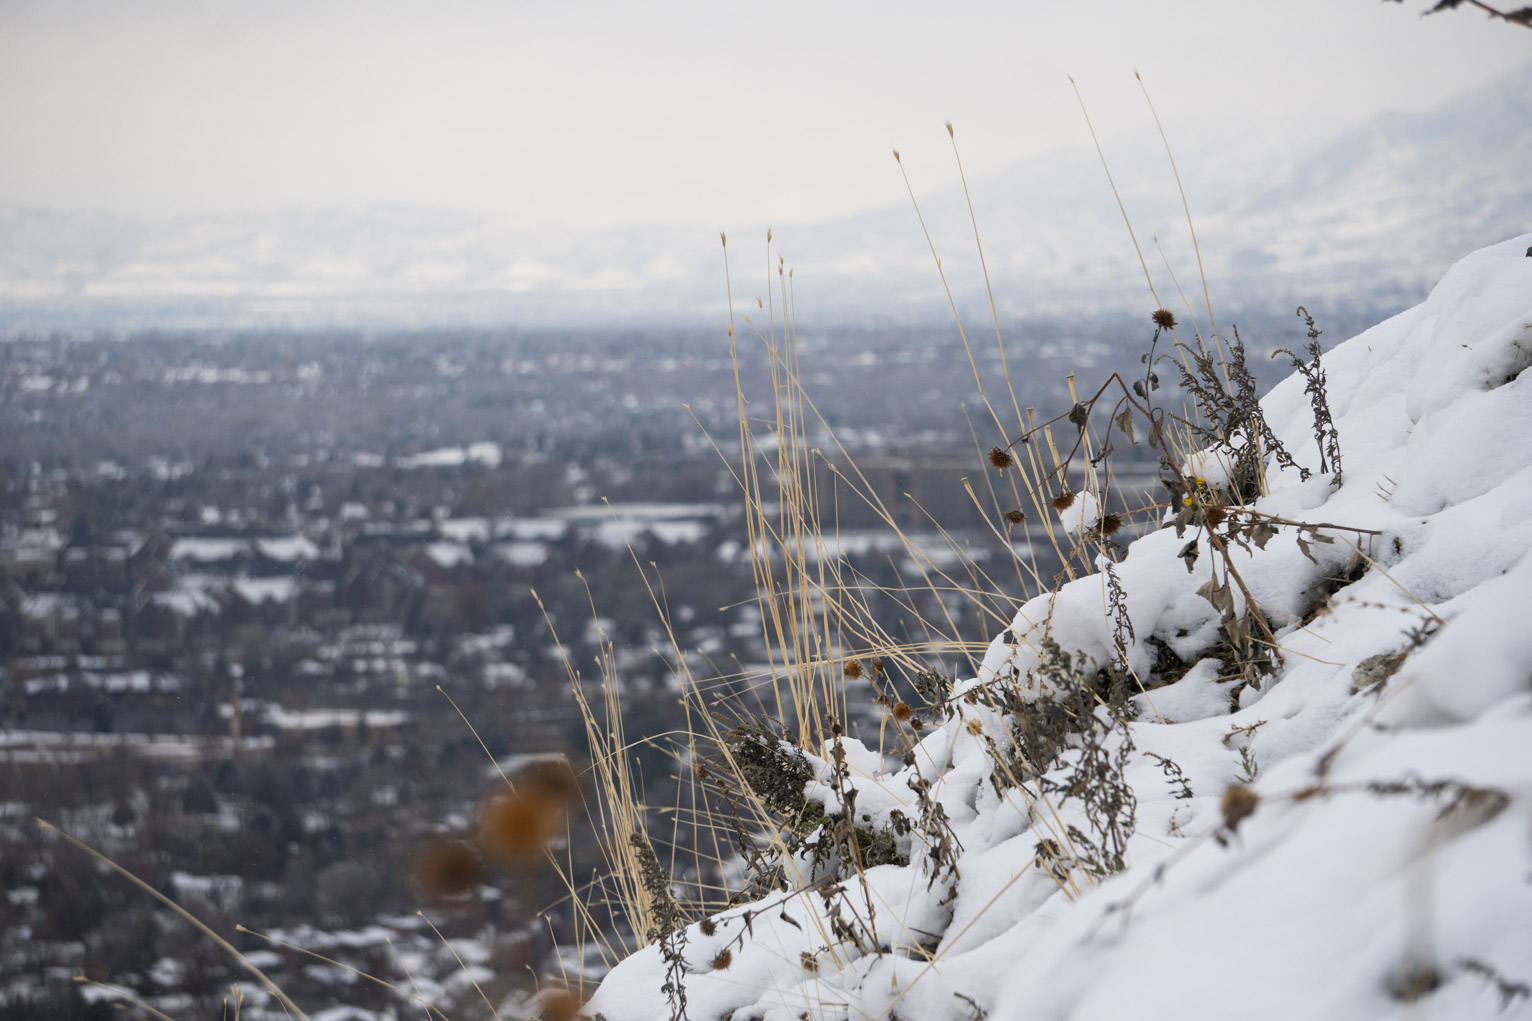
[584,235,1532,1021]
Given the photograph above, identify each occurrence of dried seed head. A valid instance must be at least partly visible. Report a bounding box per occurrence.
[1221,785,1260,833]
[801,951,819,972]
[945,121,954,138]
[1152,308,1178,330]
[910,717,925,732]
[988,446,1014,471]
[843,659,864,680]
[1099,513,1123,535]
[711,949,733,971]
[1205,504,1227,529]
[1003,509,1026,527]
[720,231,727,246]
[698,917,717,936]
[516,759,580,807]
[1052,491,1076,511]
[480,793,560,861]
[870,657,885,676]
[891,702,913,723]
[414,838,481,899]
[535,986,584,1021]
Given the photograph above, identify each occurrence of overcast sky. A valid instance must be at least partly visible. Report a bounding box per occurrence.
[0,1,1526,231]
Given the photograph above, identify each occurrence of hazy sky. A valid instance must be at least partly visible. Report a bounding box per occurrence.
[1,0,1526,230]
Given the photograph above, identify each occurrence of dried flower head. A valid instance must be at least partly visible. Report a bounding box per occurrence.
[843,659,864,680]
[698,917,717,936]
[891,702,913,723]
[414,838,481,899]
[1220,785,1260,833]
[1099,513,1123,535]
[480,793,560,861]
[534,985,584,1021]
[988,446,1014,471]
[1051,490,1076,511]
[1152,308,1178,330]
[516,759,580,808]
[965,719,984,736]
[1204,504,1227,529]
[1003,509,1026,527]
[801,951,819,973]
[710,949,733,971]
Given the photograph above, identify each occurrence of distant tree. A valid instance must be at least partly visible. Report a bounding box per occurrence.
[182,777,218,814]
[212,757,242,794]
[68,510,93,546]
[314,860,388,928]
[88,697,114,734]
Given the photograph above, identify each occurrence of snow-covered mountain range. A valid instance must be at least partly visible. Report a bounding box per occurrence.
[0,63,1526,332]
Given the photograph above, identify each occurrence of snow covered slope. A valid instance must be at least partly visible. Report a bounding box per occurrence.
[583,234,1532,1020]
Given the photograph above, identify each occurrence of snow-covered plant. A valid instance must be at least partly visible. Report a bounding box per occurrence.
[1275,305,1343,487]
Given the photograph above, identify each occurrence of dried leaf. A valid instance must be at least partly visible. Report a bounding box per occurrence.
[1196,577,1235,616]
[1178,540,1200,573]
[1114,408,1137,444]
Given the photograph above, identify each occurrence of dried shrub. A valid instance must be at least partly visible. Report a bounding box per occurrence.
[1275,307,1343,486]
[413,838,481,899]
[480,792,562,862]
[1174,327,1308,501]
[629,832,688,1020]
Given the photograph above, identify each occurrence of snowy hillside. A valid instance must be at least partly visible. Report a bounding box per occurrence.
[582,234,1532,1021]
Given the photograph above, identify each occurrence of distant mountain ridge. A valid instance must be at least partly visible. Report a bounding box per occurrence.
[1,62,1527,333]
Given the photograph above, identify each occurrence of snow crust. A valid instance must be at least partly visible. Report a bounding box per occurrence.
[583,235,1532,1021]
